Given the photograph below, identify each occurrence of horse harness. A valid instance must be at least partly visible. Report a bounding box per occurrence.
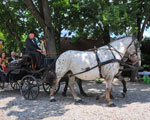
[70,38,139,78]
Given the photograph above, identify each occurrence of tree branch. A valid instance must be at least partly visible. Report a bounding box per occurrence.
[38,0,44,19]
[42,0,54,32]
[0,4,20,42]
[24,0,46,28]
[139,16,150,42]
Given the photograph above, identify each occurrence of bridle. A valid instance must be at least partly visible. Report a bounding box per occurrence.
[107,37,141,66]
[125,39,141,65]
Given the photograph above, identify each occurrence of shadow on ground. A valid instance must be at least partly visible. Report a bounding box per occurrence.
[0,80,150,119]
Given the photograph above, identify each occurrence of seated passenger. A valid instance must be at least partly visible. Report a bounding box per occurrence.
[8,51,16,63]
[0,52,8,71]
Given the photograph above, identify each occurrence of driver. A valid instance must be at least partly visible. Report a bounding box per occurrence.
[25,30,44,69]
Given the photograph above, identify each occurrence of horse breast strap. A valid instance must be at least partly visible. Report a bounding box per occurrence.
[94,48,103,78]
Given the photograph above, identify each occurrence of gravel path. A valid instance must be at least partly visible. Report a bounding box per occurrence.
[0,79,150,120]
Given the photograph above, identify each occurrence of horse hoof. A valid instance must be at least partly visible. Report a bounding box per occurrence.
[121,93,126,98]
[50,98,56,102]
[107,103,116,107]
[74,99,83,104]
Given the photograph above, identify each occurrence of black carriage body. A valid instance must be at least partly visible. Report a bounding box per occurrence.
[6,56,55,83]
[7,59,32,82]
[0,55,59,100]
[0,59,31,89]
[7,69,29,82]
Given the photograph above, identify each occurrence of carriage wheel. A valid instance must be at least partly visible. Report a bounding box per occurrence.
[0,71,6,89]
[0,80,5,89]
[20,75,40,100]
[42,82,60,94]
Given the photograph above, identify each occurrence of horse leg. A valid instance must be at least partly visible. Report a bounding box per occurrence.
[62,77,69,96]
[105,79,116,107]
[96,88,114,100]
[119,75,127,97]
[49,79,59,102]
[68,76,82,103]
[96,93,105,100]
[110,86,114,99]
[121,79,127,97]
[76,78,87,97]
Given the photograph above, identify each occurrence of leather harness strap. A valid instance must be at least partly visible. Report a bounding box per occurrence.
[107,43,123,59]
[94,49,103,78]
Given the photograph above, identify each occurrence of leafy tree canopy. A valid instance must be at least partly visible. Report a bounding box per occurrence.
[0,0,149,54]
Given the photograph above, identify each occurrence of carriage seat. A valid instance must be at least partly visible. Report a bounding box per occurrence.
[7,59,23,70]
[21,52,55,69]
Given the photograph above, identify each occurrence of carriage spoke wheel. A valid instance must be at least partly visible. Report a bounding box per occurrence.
[20,75,40,100]
[42,82,60,94]
[0,80,5,89]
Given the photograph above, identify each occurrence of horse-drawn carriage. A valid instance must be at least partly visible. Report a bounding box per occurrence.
[0,36,141,107]
[0,55,61,100]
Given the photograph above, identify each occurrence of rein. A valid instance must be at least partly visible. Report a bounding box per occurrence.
[70,59,122,77]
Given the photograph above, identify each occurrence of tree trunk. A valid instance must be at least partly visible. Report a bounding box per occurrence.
[130,64,139,82]
[131,12,150,81]
[137,17,142,41]
[54,26,61,54]
[44,27,56,58]
[102,26,110,45]
[42,0,56,58]
[131,16,142,82]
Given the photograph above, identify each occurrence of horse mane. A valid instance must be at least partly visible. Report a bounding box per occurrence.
[116,36,129,40]
[109,36,132,44]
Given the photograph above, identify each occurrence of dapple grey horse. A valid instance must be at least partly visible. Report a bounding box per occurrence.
[49,36,141,107]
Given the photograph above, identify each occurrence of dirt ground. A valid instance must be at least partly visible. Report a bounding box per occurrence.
[0,79,150,120]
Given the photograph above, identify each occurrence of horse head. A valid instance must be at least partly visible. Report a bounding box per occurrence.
[126,36,141,67]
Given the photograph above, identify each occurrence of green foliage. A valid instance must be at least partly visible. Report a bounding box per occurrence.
[0,0,41,53]
[64,0,150,39]
[96,78,102,84]
[0,0,150,54]
[0,32,5,40]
